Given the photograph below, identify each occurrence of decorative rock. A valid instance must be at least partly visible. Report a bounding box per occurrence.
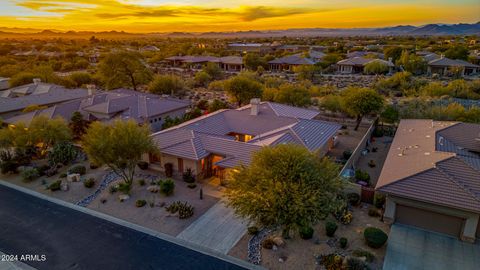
[278,256,287,263]
[118,194,130,202]
[247,228,272,265]
[272,245,278,251]
[272,236,285,247]
[147,185,160,193]
[61,182,69,191]
[156,202,166,207]
[67,173,81,182]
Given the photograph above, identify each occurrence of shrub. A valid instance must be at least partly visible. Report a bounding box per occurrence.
[318,253,343,269]
[368,207,381,217]
[165,201,194,219]
[84,178,95,188]
[355,169,370,183]
[247,226,259,235]
[160,179,175,196]
[135,199,147,207]
[262,238,275,249]
[48,180,62,191]
[347,257,369,270]
[299,226,314,239]
[21,168,39,182]
[59,173,67,178]
[164,163,173,177]
[187,183,197,189]
[340,237,348,249]
[48,141,78,165]
[89,163,99,169]
[45,167,57,177]
[37,165,51,176]
[182,168,195,183]
[137,161,149,170]
[0,161,19,174]
[347,192,361,206]
[118,182,131,194]
[109,185,118,194]
[325,221,338,237]
[343,150,353,160]
[364,227,388,248]
[68,165,86,175]
[368,160,376,168]
[372,128,384,137]
[352,249,375,263]
[138,179,146,186]
[373,193,386,209]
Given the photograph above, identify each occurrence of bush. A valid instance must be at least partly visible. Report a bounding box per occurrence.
[0,161,19,174]
[368,207,381,217]
[187,183,197,189]
[364,227,388,248]
[352,249,375,263]
[68,165,86,175]
[372,128,384,137]
[21,168,39,182]
[165,201,194,219]
[138,179,146,186]
[262,238,275,249]
[368,160,376,168]
[89,163,99,169]
[59,173,67,178]
[347,257,370,270]
[136,199,147,207]
[37,165,51,176]
[347,192,361,206]
[164,163,173,177]
[373,193,386,209]
[343,150,353,160]
[355,169,370,183]
[325,221,338,237]
[160,179,175,196]
[340,237,348,249]
[182,168,195,183]
[84,178,95,188]
[299,226,314,239]
[247,226,259,235]
[118,182,131,194]
[48,141,78,165]
[48,180,62,191]
[137,161,149,170]
[109,185,118,194]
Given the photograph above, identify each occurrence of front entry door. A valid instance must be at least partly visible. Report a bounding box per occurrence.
[177,158,183,173]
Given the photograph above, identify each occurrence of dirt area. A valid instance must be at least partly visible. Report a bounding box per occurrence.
[326,122,371,163]
[356,136,392,186]
[87,177,219,236]
[0,160,107,204]
[229,205,390,270]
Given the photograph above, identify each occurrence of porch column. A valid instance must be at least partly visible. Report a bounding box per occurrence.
[461,214,479,243]
[383,196,396,224]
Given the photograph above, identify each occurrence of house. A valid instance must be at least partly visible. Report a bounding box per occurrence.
[218,56,244,72]
[146,99,341,179]
[0,79,89,118]
[336,57,394,74]
[227,43,272,54]
[268,54,316,72]
[4,88,190,132]
[376,119,480,242]
[164,55,244,72]
[346,51,384,59]
[427,55,480,76]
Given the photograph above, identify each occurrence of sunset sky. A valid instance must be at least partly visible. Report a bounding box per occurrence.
[0,0,479,32]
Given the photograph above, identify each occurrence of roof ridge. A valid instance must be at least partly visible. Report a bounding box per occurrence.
[150,109,227,136]
[435,157,480,203]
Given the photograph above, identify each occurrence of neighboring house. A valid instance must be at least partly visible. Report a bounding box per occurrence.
[427,55,480,76]
[376,119,480,243]
[227,43,273,53]
[268,54,316,71]
[346,51,384,59]
[4,89,190,132]
[218,56,244,72]
[336,57,394,74]
[140,45,160,52]
[0,77,9,90]
[0,80,89,118]
[164,55,244,71]
[146,99,341,179]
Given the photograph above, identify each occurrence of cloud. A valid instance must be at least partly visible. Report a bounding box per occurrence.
[238,6,314,21]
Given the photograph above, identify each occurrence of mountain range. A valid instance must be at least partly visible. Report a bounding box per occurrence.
[0,22,478,39]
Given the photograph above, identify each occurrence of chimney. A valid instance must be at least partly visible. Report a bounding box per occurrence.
[250,98,260,116]
[33,78,41,85]
[86,84,96,96]
[440,54,445,59]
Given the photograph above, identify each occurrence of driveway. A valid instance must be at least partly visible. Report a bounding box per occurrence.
[177,201,247,254]
[384,224,480,270]
[0,184,248,270]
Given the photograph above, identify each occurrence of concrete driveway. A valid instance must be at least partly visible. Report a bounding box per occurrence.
[384,224,480,270]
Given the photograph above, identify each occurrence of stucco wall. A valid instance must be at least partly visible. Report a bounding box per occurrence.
[148,107,187,132]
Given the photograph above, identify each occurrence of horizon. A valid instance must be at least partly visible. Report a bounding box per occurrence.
[1,0,479,33]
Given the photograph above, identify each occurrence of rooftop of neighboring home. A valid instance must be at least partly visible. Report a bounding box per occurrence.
[337,57,394,67]
[427,55,480,68]
[164,55,243,65]
[376,119,480,213]
[346,51,384,59]
[151,99,341,168]
[268,54,316,65]
[4,88,190,127]
[0,80,89,115]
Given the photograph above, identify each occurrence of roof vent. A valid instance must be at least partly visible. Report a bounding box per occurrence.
[32,78,41,85]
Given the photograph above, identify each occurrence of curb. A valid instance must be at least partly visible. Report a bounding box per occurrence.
[0,180,263,270]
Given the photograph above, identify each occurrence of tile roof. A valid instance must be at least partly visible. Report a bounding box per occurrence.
[428,57,480,68]
[268,54,316,65]
[151,101,341,168]
[376,119,480,213]
[337,57,394,67]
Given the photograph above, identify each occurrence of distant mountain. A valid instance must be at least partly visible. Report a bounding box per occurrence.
[0,22,478,39]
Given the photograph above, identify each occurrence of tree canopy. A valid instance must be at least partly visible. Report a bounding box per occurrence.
[342,87,384,130]
[364,61,389,75]
[225,144,343,238]
[224,73,263,107]
[82,120,157,184]
[98,51,152,90]
[148,74,184,95]
[273,83,312,107]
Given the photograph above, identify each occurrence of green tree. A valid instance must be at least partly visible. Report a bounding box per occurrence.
[70,111,88,138]
[69,72,93,87]
[29,116,72,153]
[224,74,263,107]
[208,99,228,113]
[194,71,211,87]
[243,53,267,70]
[364,61,389,75]
[342,87,384,130]
[82,120,157,184]
[225,144,343,238]
[397,50,427,75]
[98,51,152,90]
[380,105,400,125]
[444,45,469,61]
[320,95,343,113]
[294,65,320,81]
[274,83,311,107]
[48,141,78,166]
[203,62,223,79]
[9,72,37,88]
[384,46,403,63]
[148,74,184,95]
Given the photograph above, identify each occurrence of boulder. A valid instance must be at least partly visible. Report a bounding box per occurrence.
[272,236,285,247]
[118,194,130,202]
[147,185,160,193]
[61,182,69,191]
[67,173,81,182]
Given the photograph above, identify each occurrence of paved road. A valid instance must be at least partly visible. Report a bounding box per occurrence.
[0,185,247,270]
[177,201,246,254]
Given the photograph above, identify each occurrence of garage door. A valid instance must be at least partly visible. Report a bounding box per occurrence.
[395,205,464,238]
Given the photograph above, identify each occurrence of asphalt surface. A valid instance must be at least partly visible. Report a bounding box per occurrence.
[0,184,247,270]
